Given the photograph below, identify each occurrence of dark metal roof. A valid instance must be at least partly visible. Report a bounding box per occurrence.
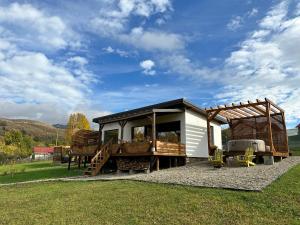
[93,98,227,124]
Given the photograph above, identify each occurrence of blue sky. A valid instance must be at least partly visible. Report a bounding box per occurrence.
[0,0,299,128]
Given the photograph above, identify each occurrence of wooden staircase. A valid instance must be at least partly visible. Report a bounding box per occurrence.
[84,140,112,176]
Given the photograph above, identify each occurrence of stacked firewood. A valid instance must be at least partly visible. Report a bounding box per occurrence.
[116,157,150,171]
[71,130,100,155]
[72,130,99,146]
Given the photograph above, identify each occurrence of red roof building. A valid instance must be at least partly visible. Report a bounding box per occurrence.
[33,147,54,154]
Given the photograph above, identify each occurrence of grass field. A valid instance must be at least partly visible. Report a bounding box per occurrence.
[291,147,300,156]
[0,164,299,225]
[0,161,83,184]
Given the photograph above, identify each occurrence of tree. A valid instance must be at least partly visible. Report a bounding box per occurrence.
[65,113,91,144]
[3,130,33,158]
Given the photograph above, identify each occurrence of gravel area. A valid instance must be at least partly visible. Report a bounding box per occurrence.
[2,157,300,191]
[65,156,300,191]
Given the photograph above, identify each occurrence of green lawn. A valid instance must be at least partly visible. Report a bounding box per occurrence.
[291,148,300,156]
[0,164,299,225]
[0,161,83,184]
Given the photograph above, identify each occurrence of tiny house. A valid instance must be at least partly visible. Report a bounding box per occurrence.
[84,98,225,175]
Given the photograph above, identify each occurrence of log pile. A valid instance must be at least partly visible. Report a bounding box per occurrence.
[116,157,150,171]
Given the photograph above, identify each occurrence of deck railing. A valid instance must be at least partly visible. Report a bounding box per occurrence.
[155,140,186,155]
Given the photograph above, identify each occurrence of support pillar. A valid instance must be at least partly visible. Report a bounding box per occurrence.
[98,124,105,146]
[152,111,156,152]
[118,120,128,143]
[156,157,159,171]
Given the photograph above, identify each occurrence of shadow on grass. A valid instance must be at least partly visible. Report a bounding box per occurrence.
[0,166,84,184]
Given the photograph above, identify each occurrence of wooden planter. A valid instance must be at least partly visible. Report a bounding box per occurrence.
[123,142,151,154]
[110,144,120,154]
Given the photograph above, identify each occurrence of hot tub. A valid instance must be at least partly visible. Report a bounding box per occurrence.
[227,139,266,152]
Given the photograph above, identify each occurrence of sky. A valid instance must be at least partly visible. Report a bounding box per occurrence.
[0,0,300,128]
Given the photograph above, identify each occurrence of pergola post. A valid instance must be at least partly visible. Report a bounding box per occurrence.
[152,111,156,152]
[266,102,274,151]
[281,112,289,152]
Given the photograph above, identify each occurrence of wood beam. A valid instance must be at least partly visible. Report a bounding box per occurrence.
[206,102,267,113]
[208,109,221,121]
[226,109,247,118]
[218,111,237,120]
[239,107,259,117]
[118,120,127,142]
[281,112,289,153]
[265,98,284,113]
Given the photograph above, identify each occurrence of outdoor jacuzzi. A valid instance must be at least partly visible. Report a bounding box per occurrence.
[227,139,266,152]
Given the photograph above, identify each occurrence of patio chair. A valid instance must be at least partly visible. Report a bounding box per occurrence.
[235,147,256,167]
[208,149,224,168]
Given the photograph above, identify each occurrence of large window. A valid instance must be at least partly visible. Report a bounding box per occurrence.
[157,121,180,143]
[131,121,181,143]
[104,129,119,144]
[132,126,145,141]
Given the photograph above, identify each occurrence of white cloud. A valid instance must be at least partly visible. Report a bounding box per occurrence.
[159,54,219,81]
[68,56,88,66]
[248,8,258,17]
[90,0,180,52]
[102,46,131,57]
[216,0,300,125]
[91,0,172,36]
[0,3,80,50]
[227,16,243,31]
[119,27,184,51]
[259,1,287,30]
[140,59,156,75]
[0,3,101,124]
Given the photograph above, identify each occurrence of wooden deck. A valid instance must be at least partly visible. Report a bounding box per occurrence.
[111,140,186,157]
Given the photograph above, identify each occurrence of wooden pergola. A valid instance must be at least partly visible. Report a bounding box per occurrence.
[205,98,289,157]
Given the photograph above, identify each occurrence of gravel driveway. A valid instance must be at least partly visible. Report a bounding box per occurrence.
[2,157,299,191]
[66,156,300,191]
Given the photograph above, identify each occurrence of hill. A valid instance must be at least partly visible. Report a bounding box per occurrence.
[0,118,65,145]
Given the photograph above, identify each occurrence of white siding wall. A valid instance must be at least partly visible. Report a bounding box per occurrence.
[185,109,222,158]
[100,109,222,158]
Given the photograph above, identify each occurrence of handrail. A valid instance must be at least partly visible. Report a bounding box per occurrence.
[91,139,113,164]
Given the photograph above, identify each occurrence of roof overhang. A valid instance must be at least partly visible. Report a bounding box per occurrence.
[93,98,226,125]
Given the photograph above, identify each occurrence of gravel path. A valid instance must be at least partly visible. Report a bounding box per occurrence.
[1,157,300,191]
[65,156,300,191]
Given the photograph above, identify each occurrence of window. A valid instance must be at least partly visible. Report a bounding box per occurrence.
[132,126,145,141]
[104,129,119,144]
[210,125,214,145]
[157,121,181,143]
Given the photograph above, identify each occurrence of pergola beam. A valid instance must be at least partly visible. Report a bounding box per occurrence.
[265,98,284,113]
[206,101,266,113]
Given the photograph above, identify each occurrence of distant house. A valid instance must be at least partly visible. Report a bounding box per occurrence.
[33,146,54,160]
